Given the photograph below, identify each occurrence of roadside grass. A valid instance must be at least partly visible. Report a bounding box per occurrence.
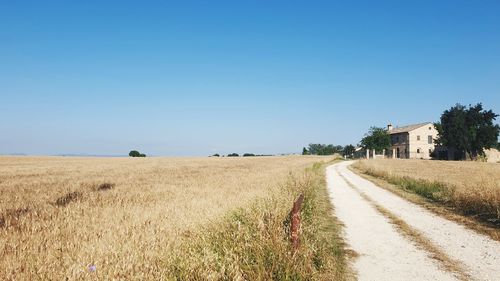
[359,168,452,203]
[164,161,350,280]
[352,159,500,240]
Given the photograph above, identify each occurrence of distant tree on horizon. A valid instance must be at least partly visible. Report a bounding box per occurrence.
[129,150,146,157]
[243,153,255,157]
[305,144,343,155]
[302,147,309,155]
[227,153,239,157]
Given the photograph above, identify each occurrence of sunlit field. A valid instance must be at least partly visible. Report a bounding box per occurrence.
[353,159,500,222]
[0,156,345,280]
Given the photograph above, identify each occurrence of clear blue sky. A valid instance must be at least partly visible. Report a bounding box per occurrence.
[1,0,499,156]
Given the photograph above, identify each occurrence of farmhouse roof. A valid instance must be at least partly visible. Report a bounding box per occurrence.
[388,122,432,134]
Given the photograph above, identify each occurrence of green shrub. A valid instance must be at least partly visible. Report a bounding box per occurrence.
[129,150,146,157]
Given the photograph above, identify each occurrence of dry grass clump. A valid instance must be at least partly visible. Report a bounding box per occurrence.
[353,159,500,222]
[96,182,115,191]
[55,191,83,207]
[0,207,31,229]
[0,155,343,280]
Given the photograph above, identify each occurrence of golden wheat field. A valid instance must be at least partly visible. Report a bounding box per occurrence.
[353,159,500,220]
[0,155,335,280]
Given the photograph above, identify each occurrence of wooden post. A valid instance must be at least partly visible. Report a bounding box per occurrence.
[366,149,369,159]
[290,194,304,251]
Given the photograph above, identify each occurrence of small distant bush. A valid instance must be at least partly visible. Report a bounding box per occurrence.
[227,153,239,157]
[129,150,146,157]
[211,154,220,157]
[243,153,255,157]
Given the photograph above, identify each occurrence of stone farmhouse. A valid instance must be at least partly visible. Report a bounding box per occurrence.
[387,122,438,159]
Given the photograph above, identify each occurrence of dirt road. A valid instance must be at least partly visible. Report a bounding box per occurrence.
[327,161,500,281]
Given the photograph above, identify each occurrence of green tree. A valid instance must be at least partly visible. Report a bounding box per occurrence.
[302,147,309,155]
[307,144,322,155]
[129,150,140,157]
[435,103,500,159]
[343,144,356,157]
[334,145,344,153]
[306,144,344,155]
[227,153,239,157]
[360,127,391,153]
[323,144,335,155]
[243,153,255,157]
[129,150,146,157]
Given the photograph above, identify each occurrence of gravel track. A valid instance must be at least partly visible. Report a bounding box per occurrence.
[327,161,500,281]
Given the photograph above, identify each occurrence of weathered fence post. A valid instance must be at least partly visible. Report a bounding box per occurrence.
[290,194,304,251]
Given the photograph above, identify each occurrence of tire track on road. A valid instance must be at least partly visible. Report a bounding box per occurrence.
[327,163,457,281]
[331,161,500,281]
[338,169,469,281]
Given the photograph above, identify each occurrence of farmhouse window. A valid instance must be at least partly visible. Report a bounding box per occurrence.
[417,148,420,153]
[417,135,420,141]
[428,136,433,144]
